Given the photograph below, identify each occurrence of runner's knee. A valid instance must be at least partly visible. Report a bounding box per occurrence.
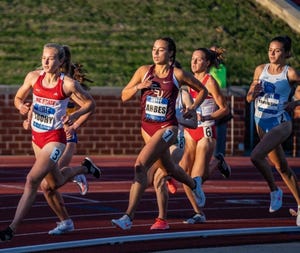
[40,179,57,193]
[25,174,42,191]
[134,164,147,185]
[250,149,264,165]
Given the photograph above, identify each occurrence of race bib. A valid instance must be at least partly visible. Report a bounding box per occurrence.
[145,96,168,121]
[50,146,63,163]
[32,104,55,131]
[203,126,213,138]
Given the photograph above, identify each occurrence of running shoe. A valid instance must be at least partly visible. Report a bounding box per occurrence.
[82,157,102,178]
[0,226,14,242]
[215,153,231,178]
[48,219,74,235]
[289,208,300,226]
[269,187,283,213]
[150,218,170,230]
[73,174,88,195]
[183,213,206,224]
[111,214,132,230]
[192,176,206,207]
[166,177,177,194]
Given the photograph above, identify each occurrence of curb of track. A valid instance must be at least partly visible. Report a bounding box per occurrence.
[1,226,300,253]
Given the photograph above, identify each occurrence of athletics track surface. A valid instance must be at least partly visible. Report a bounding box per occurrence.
[0,156,300,253]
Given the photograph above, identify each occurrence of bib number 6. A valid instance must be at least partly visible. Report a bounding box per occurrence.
[204,126,213,138]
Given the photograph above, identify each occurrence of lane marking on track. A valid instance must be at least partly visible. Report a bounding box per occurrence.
[2,216,295,235]
[0,184,25,190]
[0,207,295,226]
[60,194,100,203]
[0,183,101,204]
[1,226,300,253]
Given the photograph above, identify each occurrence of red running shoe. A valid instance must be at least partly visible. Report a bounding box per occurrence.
[150,218,170,230]
[166,178,177,194]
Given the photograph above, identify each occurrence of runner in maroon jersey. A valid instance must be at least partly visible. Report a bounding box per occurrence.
[111,37,208,230]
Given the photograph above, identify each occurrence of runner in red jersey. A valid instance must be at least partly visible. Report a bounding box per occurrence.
[0,43,100,241]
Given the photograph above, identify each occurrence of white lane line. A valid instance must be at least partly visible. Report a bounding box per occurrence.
[0,183,101,204]
[60,194,99,203]
[0,184,25,190]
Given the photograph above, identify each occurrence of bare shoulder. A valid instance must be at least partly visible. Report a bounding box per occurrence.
[207,75,220,91]
[287,66,300,83]
[63,74,75,84]
[129,64,151,82]
[23,70,41,86]
[63,75,77,96]
[287,65,297,75]
[26,69,40,80]
[173,67,195,85]
[255,64,265,73]
[137,64,151,75]
[252,64,266,79]
[173,67,185,78]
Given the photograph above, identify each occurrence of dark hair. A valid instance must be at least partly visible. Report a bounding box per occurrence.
[173,60,182,69]
[194,47,221,69]
[159,37,177,66]
[61,45,72,74]
[210,45,226,64]
[270,35,292,58]
[70,63,93,90]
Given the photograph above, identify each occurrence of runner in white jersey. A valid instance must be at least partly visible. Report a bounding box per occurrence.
[254,64,291,130]
[247,35,300,226]
[180,48,230,224]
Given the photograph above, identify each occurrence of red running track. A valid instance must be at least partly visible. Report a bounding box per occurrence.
[0,156,300,253]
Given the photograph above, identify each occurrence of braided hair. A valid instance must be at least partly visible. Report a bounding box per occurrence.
[159,37,177,66]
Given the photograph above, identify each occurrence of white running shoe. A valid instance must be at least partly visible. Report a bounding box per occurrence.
[289,208,300,226]
[111,214,132,230]
[192,176,206,207]
[269,187,283,213]
[48,219,74,235]
[183,213,206,224]
[73,174,88,195]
